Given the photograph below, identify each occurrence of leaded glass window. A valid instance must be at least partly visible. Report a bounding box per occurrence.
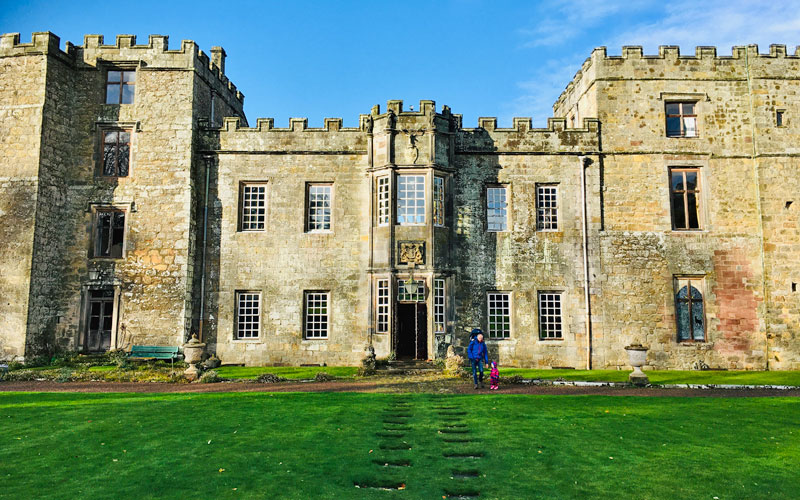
[670,168,701,230]
[94,210,125,258]
[487,292,510,338]
[675,278,705,341]
[106,70,135,104]
[304,291,329,339]
[235,292,261,339]
[240,183,267,231]
[102,130,130,177]
[307,184,332,232]
[376,279,389,333]
[666,102,697,137]
[397,175,425,224]
[377,176,390,226]
[434,279,445,333]
[536,185,558,231]
[487,186,508,232]
[538,291,563,339]
[397,280,425,302]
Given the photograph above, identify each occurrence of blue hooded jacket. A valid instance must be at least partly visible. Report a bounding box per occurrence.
[467,337,489,363]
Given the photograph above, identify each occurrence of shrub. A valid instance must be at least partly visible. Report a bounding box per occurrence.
[314,371,333,382]
[55,367,74,382]
[499,375,524,385]
[108,349,130,369]
[256,373,286,384]
[6,370,38,381]
[199,370,222,384]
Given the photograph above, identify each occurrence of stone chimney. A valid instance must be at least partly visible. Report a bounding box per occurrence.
[210,46,226,74]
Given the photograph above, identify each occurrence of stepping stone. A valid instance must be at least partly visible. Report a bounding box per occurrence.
[442,423,468,428]
[443,437,476,443]
[383,419,410,425]
[353,481,407,491]
[451,469,480,478]
[376,431,406,438]
[439,411,467,416]
[380,442,412,450]
[439,428,469,434]
[372,459,411,467]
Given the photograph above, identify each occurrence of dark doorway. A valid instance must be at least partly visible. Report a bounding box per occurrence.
[396,303,427,360]
[85,289,115,352]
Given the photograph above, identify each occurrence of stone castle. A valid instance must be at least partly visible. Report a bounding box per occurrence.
[1,32,798,370]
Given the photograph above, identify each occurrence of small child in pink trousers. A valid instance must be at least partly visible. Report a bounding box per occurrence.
[489,361,500,390]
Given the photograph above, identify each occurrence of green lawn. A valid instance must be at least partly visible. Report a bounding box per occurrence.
[0,392,798,499]
[214,365,358,380]
[502,368,800,386]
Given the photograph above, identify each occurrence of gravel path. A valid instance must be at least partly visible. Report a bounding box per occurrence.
[2,379,799,397]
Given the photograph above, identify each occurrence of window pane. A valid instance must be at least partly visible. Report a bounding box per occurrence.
[686,192,699,228]
[121,84,134,104]
[106,84,119,104]
[107,71,121,83]
[487,187,507,231]
[117,143,130,176]
[122,71,135,82]
[666,117,681,136]
[684,171,697,190]
[665,103,680,115]
[683,102,694,115]
[683,117,697,137]
[397,175,425,225]
[671,172,684,191]
[676,297,690,340]
[671,193,686,229]
[691,296,705,340]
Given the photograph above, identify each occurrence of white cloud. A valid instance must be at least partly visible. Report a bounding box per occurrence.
[510,0,800,125]
[606,0,800,55]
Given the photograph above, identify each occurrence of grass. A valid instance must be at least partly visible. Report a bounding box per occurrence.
[0,391,798,499]
[501,368,800,386]
[213,366,358,380]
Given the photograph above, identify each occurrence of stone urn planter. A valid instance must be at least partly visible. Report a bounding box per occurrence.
[625,344,649,386]
[183,334,206,381]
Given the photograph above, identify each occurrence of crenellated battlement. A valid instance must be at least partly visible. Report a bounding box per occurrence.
[554,43,800,112]
[0,32,243,104]
[218,116,367,133]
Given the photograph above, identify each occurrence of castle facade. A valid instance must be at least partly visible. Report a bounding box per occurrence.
[1,32,798,370]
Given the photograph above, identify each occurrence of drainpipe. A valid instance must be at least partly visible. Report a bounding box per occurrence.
[198,155,211,342]
[579,155,593,369]
[744,47,770,370]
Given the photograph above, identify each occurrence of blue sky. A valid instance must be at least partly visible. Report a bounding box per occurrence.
[3,0,799,127]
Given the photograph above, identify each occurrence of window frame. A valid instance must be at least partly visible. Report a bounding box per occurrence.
[396,174,426,225]
[234,291,261,340]
[665,101,698,138]
[486,185,509,232]
[669,167,702,231]
[538,291,564,340]
[91,207,127,260]
[376,279,390,334]
[377,176,390,226]
[238,181,268,232]
[397,279,425,303]
[674,277,706,342]
[304,290,330,339]
[305,183,334,233]
[536,184,559,232]
[98,128,132,178]
[105,69,136,105]
[486,291,511,339]
[434,279,446,333]
[776,109,786,127]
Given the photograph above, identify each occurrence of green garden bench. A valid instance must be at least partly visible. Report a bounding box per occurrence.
[128,346,182,368]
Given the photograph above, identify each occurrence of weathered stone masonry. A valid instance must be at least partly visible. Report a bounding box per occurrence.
[1,32,798,370]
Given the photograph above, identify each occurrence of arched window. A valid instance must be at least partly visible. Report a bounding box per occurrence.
[675,278,705,341]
